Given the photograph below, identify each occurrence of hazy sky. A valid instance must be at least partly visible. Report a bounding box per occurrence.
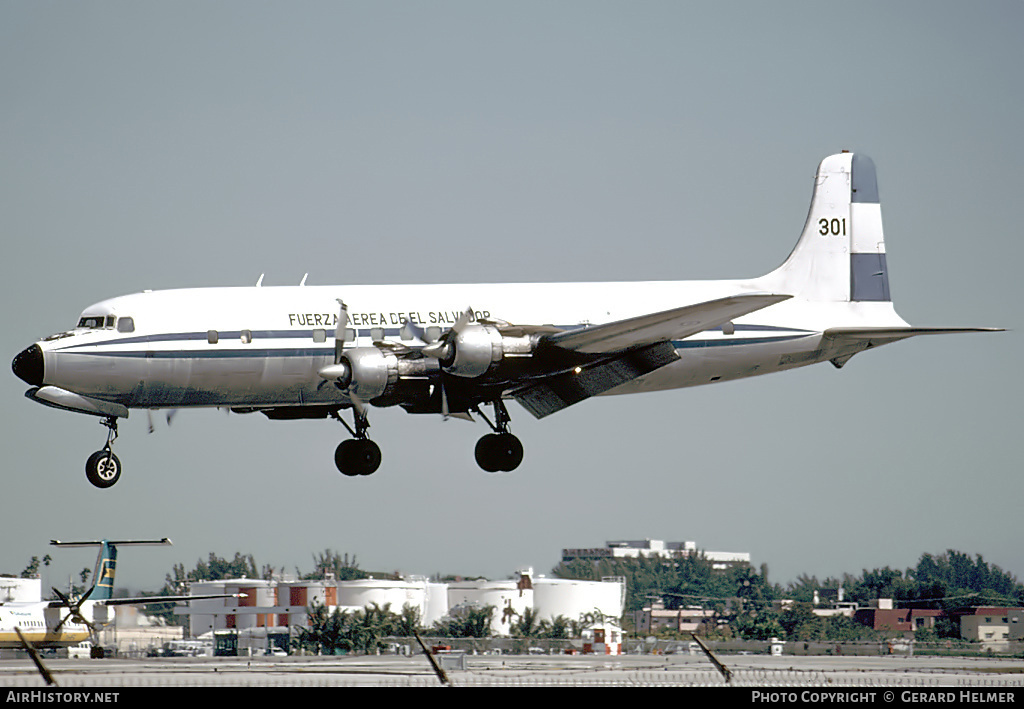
[2,2,1020,595]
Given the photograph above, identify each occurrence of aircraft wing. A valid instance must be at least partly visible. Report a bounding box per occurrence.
[543,293,791,353]
[511,293,791,418]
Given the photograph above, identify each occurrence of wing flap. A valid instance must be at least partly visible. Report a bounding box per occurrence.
[513,341,679,418]
[545,293,791,354]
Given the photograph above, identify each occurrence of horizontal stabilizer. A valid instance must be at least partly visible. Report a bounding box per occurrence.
[545,293,791,354]
[99,592,246,606]
[50,539,171,548]
[822,326,1003,369]
[823,326,1003,348]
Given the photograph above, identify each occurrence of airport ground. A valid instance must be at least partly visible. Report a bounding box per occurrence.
[1,652,1022,688]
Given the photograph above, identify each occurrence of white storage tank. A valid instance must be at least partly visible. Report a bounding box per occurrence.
[532,575,625,625]
[337,578,427,617]
[446,579,533,636]
[423,581,449,627]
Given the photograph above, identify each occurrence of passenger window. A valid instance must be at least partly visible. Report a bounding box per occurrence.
[425,326,441,343]
[722,321,735,335]
[117,317,135,333]
[312,329,327,343]
[345,328,357,341]
[370,327,384,341]
[240,330,252,344]
[207,330,219,344]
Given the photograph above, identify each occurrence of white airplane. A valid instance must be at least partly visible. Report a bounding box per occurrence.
[0,539,241,655]
[12,152,999,487]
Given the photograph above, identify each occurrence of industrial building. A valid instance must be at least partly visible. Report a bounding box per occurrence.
[172,569,625,650]
[562,539,750,570]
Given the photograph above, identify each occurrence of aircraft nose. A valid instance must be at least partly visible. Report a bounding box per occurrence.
[12,344,44,386]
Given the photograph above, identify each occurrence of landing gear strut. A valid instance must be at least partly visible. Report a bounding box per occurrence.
[85,417,122,488]
[332,409,381,477]
[474,400,524,473]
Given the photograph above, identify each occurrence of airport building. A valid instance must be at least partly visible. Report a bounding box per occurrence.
[953,607,1024,648]
[562,539,750,570]
[0,577,40,603]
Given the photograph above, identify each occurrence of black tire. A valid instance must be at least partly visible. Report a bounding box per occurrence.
[494,432,524,472]
[86,450,121,488]
[474,434,500,472]
[353,439,381,476]
[335,439,382,476]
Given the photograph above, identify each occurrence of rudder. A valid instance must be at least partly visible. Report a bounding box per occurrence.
[92,541,117,600]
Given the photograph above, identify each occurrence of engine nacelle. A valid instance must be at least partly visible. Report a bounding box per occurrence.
[443,324,537,378]
[320,346,437,402]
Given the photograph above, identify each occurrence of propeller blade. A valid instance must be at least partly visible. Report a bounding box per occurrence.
[451,306,474,335]
[147,409,178,433]
[334,299,349,364]
[421,307,475,360]
[401,320,429,343]
[420,340,449,360]
[51,587,72,607]
[349,390,366,417]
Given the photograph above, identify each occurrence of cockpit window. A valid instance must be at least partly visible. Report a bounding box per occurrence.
[77,316,107,329]
[77,315,124,330]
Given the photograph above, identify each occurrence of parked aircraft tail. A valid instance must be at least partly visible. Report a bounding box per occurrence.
[49,538,172,601]
[758,151,891,303]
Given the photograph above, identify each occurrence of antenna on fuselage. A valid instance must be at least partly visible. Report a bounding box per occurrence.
[255,274,265,287]
[299,273,308,286]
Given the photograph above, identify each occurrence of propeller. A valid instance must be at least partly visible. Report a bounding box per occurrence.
[317,299,366,415]
[146,409,178,434]
[334,298,348,364]
[52,585,99,635]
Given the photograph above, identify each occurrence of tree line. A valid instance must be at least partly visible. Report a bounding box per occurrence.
[552,548,1024,642]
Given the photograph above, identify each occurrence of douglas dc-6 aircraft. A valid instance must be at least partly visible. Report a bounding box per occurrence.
[0,539,241,655]
[12,152,999,487]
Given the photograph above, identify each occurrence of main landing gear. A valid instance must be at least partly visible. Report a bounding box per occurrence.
[331,409,381,477]
[85,416,122,489]
[330,399,525,477]
[473,400,524,473]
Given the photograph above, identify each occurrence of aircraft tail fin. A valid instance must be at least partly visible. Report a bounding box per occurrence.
[757,151,891,302]
[50,538,172,600]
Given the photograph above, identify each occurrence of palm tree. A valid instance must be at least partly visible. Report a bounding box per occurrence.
[511,607,541,638]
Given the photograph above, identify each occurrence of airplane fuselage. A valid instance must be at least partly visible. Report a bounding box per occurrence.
[0,603,91,649]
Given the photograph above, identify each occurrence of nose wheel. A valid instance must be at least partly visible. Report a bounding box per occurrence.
[473,400,524,473]
[85,417,122,488]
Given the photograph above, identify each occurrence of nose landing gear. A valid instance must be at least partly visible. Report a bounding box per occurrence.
[85,417,122,488]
